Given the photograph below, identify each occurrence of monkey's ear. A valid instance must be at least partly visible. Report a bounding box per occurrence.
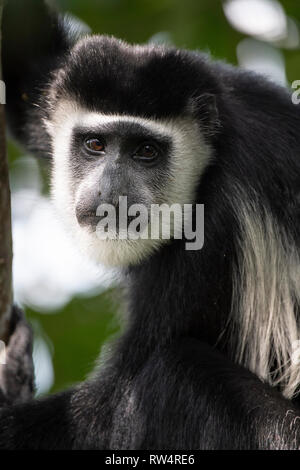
[187,93,220,137]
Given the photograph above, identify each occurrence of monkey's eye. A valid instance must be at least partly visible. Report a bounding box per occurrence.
[84,138,105,154]
[133,144,159,163]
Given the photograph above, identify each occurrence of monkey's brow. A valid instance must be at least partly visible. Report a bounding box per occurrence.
[72,120,171,143]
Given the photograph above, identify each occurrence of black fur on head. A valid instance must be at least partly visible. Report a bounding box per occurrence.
[49,35,222,134]
[3,1,223,156]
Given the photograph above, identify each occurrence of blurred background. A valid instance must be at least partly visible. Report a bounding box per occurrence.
[7,0,300,395]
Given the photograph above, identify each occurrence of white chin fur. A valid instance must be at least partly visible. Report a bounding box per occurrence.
[72,228,163,267]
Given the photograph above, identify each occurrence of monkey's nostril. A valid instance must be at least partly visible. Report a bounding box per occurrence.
[76,207,97,227]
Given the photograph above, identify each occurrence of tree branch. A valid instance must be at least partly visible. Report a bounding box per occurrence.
[0,0,13,342]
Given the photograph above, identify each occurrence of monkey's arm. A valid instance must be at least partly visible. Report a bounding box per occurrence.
[0,307,35,407]
[0,369,111,449]
[0,307,72,448]
[0,308,109,450]
[135,339,300,450]
[0,390,79,449]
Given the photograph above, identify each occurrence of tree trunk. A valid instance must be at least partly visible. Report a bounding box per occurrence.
[0,0,13,343]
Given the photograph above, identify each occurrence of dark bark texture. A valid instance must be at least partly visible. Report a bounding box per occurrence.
[0,1,13,342]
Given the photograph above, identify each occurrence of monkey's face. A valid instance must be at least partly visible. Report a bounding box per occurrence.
[45,38,214,266]
[47,101,210,266]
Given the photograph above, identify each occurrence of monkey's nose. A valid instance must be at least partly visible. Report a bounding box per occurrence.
[75,190,123,228]
[75,191,102,228]
[76,205,99,228]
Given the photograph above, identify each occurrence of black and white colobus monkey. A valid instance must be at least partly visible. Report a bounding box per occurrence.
[1,0,300,450]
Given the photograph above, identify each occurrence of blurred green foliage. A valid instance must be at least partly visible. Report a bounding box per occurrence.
[57,0,300,81]
[7,0,300,394]
[28,289,121,393]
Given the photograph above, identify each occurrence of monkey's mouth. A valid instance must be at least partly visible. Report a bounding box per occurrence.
[76,208,149,237]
